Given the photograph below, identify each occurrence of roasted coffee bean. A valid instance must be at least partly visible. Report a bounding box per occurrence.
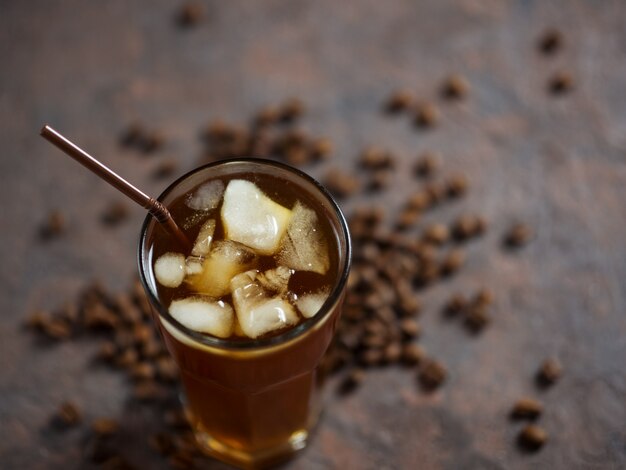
[440,249,465,276]
[407,191,431,211]
[383,342,402,363]
[395,209,420,231]
[156,357,179,382]
[401,343,424,366]
[385,90,414,113]
[25,310,50,330]
[464,305,490,332]
[253,106,279,127]
[359,348,383,367]
[441,74,469,100]
[131,362,156,381]
[279,98,305,123]
[116,348,139,369]
[473,288,494,307]
[141,131,166,154]
[54,401,82,427]
[338,368,365,394]
[91,418,119,436]
[414,102,439,128]
[548,71,573,95]
[323,169,360,198]
[511,398,543,420]
[153,159,178,179]
[84,303,119,331]
[452,214,483,241]
[133,382,166,402]
[400,319,421,340]
[164,410,190,430]
[177,2,205,27]
[538,29,563,55]
[419,359,447,390]
[40,210,66,239]
[359,147,395,170]
[504,223,533,248]
[536,358,562,387]
[423,223,450,245]
[424,182,447,205]
[43,318,72,340]
[120,121,145,147]
[284,146,311,166]
[414,152,440,178]
[517,424,548,451]
[444,294,467,316]
[310,138,333,161]
[367,170,392,191]
[97,341,118,363]
[101,201,129,226]
[445,174,469,198]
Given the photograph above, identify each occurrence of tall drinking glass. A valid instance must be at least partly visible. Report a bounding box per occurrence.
[138,159,351,469]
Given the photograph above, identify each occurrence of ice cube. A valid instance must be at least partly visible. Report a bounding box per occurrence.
[221,180,292,255]
[186,240,258,297]
[296,289,330,318]
[185,256,204,276]
[230,271,299,338]
[169,297,234,338]
[154,252,186,288]
[191,219,216,257]
[277,201,330,275]
[185,180,225,211]
[256,266,293,295]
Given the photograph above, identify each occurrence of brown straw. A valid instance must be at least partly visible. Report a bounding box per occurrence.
[40,125,190,251]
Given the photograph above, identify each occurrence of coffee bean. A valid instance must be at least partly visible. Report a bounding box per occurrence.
[150,432,176,456]
[359,147,395,170]
[517,424,548,451]
[511,398,543,420]
[310,138,333,161]
[441,74,469,100]
[452,214,484,241]
[120,121,145,147]
[97,341,118,363]
[253,106,279,127]
[445,174,469,198]
[43,318,72,340]
[536,358,562,387]
[156,357,180,383]
[400,319,421,340]
[385,90,414,113]
[548,72,574,95]
[141,131,166,154]
[359,348,383,367]
[91,418,119,436]
[323,169,360,198]
[338,368,366,394]
[414,102,439,128]
[440,249,465,277]
[101,201,129,226]
[473,288,494,307]
[504,223,533,248]
[401,343,425,366]
[444,294,467,317]
[40,210,66,239]
[54,401,82,428]
[464,305,490,332]
[177,2,205,27]
[367,170,392,191]
[279,98,305,123]
[153,159,178,179]
[414,152,440,178]
[131,362,156,381]
[116,348,139,369]
[422,223,450,245]
[538,29,563,55]
[395,209,420,231]
[419,359,447,390]
[133,382,166,402]
[383,342,402,363]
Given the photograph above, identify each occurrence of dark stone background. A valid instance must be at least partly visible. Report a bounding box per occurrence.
[1,1,625,469]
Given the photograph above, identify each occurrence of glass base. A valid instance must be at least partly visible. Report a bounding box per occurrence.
[193,428,309,470]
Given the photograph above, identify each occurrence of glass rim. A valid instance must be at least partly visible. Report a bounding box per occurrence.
[137,158,352,351]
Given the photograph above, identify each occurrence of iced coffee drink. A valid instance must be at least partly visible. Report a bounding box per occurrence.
[138,159,351,469]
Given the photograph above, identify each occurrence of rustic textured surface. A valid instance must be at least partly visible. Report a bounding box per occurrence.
[2,1,626,469]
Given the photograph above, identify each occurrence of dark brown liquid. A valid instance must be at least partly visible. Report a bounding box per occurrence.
[146,169,344,466]
[150,171,338,341]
